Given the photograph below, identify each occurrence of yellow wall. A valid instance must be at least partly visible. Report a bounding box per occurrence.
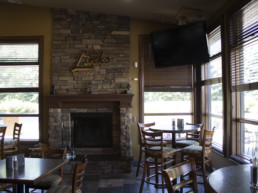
[0,2,174,160]
[0,2,52,142]
[130,19,174,159]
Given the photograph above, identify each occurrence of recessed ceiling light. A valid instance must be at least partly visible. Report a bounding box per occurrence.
[8,0,22,4]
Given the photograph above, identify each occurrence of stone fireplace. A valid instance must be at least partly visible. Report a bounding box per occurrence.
[48,94,133,172]
[71,112,113,148]
[47,9,133,173]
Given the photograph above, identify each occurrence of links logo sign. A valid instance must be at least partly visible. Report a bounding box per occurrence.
[72,50,110,72]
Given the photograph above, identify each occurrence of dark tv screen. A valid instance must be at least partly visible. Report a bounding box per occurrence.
[151,22,210,68]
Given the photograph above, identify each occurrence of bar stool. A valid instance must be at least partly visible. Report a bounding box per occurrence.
[176,123,204,148]
[136,122,168,177]
[139,130,177,193]
[181,127,215,192]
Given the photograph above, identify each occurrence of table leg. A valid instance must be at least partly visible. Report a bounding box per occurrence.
[172,133,176,148]
[17,184,24,193]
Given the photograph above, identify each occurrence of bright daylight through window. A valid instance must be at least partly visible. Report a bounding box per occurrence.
[0,39,41,140]
[202,26,223,150]
[230,0,258,158]
[144,92,192,139]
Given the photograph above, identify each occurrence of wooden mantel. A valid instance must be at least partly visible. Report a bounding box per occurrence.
[47,94,134,108]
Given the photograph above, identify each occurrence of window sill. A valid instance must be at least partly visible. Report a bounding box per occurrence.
[230,155,250,165]
[20,140,39,145]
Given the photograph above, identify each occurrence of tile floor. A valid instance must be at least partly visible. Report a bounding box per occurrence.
[72,163,205,193]
[1,163,206,193]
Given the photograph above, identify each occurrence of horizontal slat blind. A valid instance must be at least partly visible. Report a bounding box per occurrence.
[230,0,258,91]
[202,26,222,82]
[208,26,222,57]
[0,43,39,63]
[143,36,193,92]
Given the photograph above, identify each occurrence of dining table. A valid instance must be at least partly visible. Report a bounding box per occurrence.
[149,124,200,148]
[207,164,258,193]
[0,157,69,193]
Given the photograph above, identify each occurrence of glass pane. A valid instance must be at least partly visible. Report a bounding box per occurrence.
[210,117,223,147]
[0,43,39,63]
[209,57,222,79]
[242,41,258,84]
[0,93,39,114]
[144,92,192,113]
[241,90,258,120]
[231,39,258,86]
[0,65,39,88]
[210,84,223,115]
[240,123,258,158]
[0,116,39,140]
[202,57,222,80]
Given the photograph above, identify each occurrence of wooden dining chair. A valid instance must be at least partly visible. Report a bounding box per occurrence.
[176,123,204,148]
[4,122,22,156]
[162,159,198,193]
[0,126,16,192]
[25,146,67,193]
[136,122,168,177]
[0,126,7,160]
[46,156,88,193]
[139,130,177,193]
[181,127,215,193]
[136,122,155,177]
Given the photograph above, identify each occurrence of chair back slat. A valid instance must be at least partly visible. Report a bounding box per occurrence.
[13,122,22,141]
[185,123,204,145]
[162,159,198,193]
[142,129,164,149]
[72,156,88,193]
[42,147,67,160]
[137,122,155,145]
[202,129,215,157]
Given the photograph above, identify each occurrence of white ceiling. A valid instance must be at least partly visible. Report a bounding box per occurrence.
[1,0,229,24]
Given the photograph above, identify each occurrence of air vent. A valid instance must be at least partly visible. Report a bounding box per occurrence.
[8,0,22,4]
[176,7,206,25]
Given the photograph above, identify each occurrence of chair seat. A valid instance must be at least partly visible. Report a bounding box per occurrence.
[4,139,17,146]
[176,140,199,147]
[46,185,82,193]
[181,145,211,155]
[147,146,177,157]
[0,183,14,189]
[32,174,62,189]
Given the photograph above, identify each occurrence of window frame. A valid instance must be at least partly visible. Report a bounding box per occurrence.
[201,25,224,152]
[0,36,43,142]
[228,0,258,162]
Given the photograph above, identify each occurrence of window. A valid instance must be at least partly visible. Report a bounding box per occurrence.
[0,37,43,140]
[230,0,258,159]
[144,92,193,129]
[139,35,193,140]
[202,26,223,150]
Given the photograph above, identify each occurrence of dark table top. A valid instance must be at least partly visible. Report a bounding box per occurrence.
[0,157,68,185]
[208,164,258,193]
[149,124,200,133]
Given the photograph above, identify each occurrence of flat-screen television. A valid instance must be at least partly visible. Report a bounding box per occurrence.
[151,21,210,68]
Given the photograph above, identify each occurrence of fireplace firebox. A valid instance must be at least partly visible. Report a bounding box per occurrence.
[71,112,113,148]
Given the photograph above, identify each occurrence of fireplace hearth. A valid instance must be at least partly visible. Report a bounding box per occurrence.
[48,94,133,173]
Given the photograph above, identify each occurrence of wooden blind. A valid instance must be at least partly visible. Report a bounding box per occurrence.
[230,0,258,92]
[142,36,193,92]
